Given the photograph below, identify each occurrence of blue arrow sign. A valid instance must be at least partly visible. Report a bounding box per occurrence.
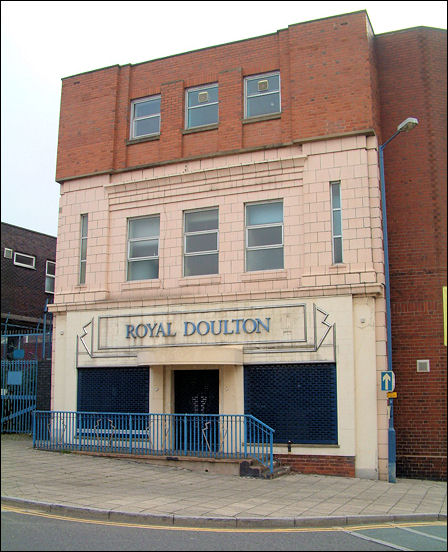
[381,371,395,392]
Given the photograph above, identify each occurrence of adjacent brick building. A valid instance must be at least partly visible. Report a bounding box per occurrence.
[50,11,446,480]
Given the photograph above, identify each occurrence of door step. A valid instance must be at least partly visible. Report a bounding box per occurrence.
[240,459,291,479]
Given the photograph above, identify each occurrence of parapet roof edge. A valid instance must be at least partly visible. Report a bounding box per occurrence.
[376,25,447,37]
[1,221,57,240]
[61,10,370,81]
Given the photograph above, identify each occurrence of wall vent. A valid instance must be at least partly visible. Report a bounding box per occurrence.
[416,359,430,373]
[4,248,13,259]
[198,91,209,103]
[258,79,269,91]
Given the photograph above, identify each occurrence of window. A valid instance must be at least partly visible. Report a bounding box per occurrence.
[45,261,56,293]
[127,215,160,281]
[246,201,283,271]
[13,252,35,269]
[186,84,218,129]
[130,95,161,139]
[330,182,343,264]
[79,214,88,284]
[244,72,280,119]
[184,208,219,277]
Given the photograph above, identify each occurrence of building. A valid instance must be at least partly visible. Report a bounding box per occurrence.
[51,10,446,480]
[1,222,56,356]
[1,223,56,427]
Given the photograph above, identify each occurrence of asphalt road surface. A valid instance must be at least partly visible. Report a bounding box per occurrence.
[1,506,446,551]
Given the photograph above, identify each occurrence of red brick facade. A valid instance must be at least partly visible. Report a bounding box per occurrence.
[376,28,447,481]
[275,454,355,478]
[56,11,380,182]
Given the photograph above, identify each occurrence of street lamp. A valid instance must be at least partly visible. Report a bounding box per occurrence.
[378,117,419,483]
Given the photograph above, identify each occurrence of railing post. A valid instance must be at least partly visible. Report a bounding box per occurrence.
[32,410,36,447]
[184,414,187,455]
[270,429,274,474]
[244,416,247,459]
[129,414,133,454]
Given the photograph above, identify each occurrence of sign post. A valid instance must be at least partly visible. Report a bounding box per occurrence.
[381,371,396,483]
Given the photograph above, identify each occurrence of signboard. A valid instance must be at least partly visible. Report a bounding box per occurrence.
[381,371,395,392]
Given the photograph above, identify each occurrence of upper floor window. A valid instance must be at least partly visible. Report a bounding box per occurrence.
[79,214,88,284]
[13,252,36,269]
[45,261,56,293]
[130,95,161,139]
[244,72,280,119]
[186,84,218,129]
[184,208,219,277]
[127,215,160,281]
[330,181,343,264]
[246,201,283,271]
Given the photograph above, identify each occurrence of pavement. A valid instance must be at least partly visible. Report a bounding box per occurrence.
[1,434,446,529]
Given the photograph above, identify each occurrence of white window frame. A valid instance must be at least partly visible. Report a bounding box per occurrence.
[45,260,56,294]
[79,214,88,284]
[183,207,219,277]
[330,181,343,264]
[127,215,160,281]
[130,95,161,139]
[244,71,281,119]
[245,200,284,272]
[185,83,219,129]
[13,252,36,269]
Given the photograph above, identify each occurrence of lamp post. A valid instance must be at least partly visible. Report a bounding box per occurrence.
[378,117,419,483]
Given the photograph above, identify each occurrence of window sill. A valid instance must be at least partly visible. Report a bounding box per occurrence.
[126,135,160,146]
[242,113,281,125]
[182,123,219,135]
[121,279,161,291]
[241,269,288,282]
[179,274,221,287]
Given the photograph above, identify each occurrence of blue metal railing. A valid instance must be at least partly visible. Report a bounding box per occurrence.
[1,360,38,433]
[33,411,274,473]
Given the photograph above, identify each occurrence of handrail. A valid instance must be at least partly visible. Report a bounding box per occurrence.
[33,411,275,473]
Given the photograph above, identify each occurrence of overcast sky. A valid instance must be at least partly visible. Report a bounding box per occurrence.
[1,1,446,237]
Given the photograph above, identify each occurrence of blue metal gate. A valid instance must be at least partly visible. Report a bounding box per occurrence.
[1,360,38,433]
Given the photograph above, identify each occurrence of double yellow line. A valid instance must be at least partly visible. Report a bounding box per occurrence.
[2,505,445,533]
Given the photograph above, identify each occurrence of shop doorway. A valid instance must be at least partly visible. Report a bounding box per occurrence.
[174,369,219,453]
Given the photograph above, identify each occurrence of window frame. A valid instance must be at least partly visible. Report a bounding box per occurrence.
[45,260,56,294]
[79,214,88,284]
[130,95,161,140]
[127,214,160,281]
[245,200,284,272]
[183,207,219,277]
[330,181,343,264]
[185,83,219,130]
[13,252,36,269]
[244,71,281,119]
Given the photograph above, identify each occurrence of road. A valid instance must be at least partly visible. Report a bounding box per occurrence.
[1,506,446,551]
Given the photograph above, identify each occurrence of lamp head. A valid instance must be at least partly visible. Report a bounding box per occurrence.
[397,117,419,133]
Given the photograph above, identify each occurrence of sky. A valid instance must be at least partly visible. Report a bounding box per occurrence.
[1,1,446,238]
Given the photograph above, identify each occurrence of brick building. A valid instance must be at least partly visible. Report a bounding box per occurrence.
[50,11,446,480]
[1,222,56,339]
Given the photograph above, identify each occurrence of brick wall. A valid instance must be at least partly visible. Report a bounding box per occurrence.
[36,360,52,411]
[56,11,380,182]
[376,27,447,481]
[1,223,57,323]
[275,453,355,477]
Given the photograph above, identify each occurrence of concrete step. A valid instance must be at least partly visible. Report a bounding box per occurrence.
[240,459,291,479]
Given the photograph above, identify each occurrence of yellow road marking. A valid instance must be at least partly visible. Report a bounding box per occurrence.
[1,505,445,533]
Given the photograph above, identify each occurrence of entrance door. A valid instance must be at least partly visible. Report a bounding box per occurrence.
[174,370,219,454]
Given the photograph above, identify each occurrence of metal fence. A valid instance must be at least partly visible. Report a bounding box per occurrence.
[1,360,38,433]
[33,411,274,473]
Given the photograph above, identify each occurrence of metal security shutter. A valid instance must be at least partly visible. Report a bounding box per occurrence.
[77,367,149,413]
[244,364,337,444]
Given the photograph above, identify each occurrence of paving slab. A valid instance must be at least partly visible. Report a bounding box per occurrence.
[1,435,446,528]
